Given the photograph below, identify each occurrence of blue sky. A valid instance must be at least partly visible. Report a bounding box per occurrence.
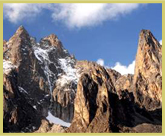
[3,3,162,75]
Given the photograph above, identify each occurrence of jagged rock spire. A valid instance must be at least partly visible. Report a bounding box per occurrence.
[133,29,162,110]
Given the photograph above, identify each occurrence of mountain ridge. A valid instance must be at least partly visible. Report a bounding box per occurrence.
[3,26,162,133]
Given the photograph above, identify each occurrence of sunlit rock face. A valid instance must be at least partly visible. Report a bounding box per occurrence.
[66,62,115,133]
[133,30,162,110]
[67,60,162,133]
[3,27,162,133]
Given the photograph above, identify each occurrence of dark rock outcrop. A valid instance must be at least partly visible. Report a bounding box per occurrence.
[3,69,42,132]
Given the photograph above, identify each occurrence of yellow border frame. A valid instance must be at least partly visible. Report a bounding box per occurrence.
[1,1,164,136]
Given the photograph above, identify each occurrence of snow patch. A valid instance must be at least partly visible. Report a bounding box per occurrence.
[46,111,71,127]
[37,102,41,105]
[44,94,50,97]
[18,86,28,94]
[33,46,56,94]
[57,57,80,87]
[3,60,17,74]
[33,105,37,109]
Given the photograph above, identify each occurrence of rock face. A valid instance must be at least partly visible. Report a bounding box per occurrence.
[114,74,133,98]
[66,62,115,132]
[133,30,162,110]
[3,69,43,132]
[3,26,78,132]
[3,26,50,118]
[3,27,162,133]
[35,119,66,133]
[32,32,78,122]
[67,61,162,133]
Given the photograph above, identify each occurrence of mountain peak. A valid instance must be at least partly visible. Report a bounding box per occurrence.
[15,25,29,35]
[139,29,161,47]
[140,29,151,34]
[8,25,29,43]
[42,34,62,49]
[45,34,58,39]
[140,29,152,41]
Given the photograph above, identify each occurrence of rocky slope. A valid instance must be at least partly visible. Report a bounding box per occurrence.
[3,27,162,133]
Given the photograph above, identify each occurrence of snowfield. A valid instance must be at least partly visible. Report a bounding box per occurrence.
[46,111,71,127]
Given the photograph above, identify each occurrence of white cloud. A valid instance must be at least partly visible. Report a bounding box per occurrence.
[52,3,142,28]
[3,3,52,23]
[96,58,104,66]
[96,58,135,75]
[159,40,162,45]
[3,3,144,28]
[111,60,135,75]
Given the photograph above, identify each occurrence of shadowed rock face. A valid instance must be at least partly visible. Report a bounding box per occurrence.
[3,69,43,132]
[3,26,50,119]
[3,26,77,132]
[3,27,162,133]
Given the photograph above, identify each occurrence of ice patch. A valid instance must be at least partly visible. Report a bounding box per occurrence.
[46,111,71,127]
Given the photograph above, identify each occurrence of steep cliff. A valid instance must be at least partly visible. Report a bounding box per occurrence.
[3,68,43,132]
[133,30,162,110]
